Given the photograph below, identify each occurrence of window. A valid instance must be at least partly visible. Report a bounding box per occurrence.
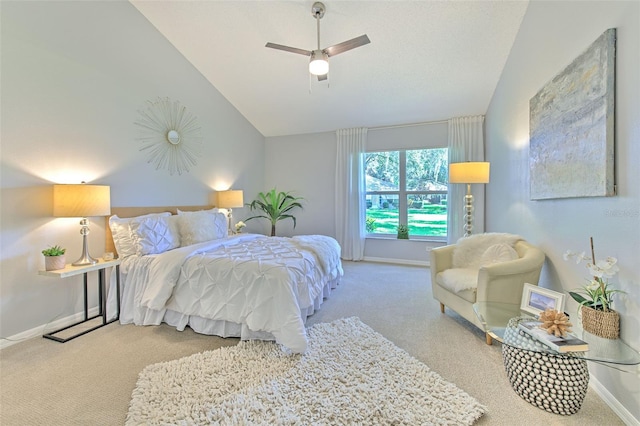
[365,148,448,239]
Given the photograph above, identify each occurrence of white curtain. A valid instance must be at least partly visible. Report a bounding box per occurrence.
[447,116,486,244]
[335,128,367,261]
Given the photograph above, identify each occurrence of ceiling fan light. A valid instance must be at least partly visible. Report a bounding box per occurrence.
[309,50,329,75]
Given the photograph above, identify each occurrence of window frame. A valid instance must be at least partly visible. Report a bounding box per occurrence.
[365,149,448,242]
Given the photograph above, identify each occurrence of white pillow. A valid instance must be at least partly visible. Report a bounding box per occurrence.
[480,243,519,267]
[177,207,221,215]
[177,207,230,220]
[109,212,171,258]
[452,233,522,268]
[130,215,180,256]
[177,210,227,246]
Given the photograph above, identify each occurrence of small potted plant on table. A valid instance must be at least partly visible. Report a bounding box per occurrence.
[397,224,409,239]
[234,221,246,234]
[42,245,66,271]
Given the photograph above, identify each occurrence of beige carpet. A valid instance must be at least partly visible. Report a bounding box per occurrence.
[0,261,625,425]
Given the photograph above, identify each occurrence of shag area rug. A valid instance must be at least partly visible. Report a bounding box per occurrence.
[126,317,486,425]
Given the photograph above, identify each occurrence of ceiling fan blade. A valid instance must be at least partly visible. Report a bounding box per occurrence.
[317,74,328,81]
[323,34,370,57]
[265,42,311,57]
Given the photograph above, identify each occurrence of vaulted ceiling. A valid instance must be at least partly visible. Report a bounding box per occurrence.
[131,1,529,137]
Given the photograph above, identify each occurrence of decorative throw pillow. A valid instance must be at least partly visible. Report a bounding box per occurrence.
[479,243,519,267]
[177,207,221,215]
[177,210,227,246]
[130,214,181,256]
[109,212,171,258]
[452,233,522,269]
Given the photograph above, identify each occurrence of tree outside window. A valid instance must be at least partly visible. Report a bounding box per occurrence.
[365,148,448,238]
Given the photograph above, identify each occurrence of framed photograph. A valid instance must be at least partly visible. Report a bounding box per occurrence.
[520,283,566,316]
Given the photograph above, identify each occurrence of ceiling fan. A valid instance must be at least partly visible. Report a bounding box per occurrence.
[265,2,370,81]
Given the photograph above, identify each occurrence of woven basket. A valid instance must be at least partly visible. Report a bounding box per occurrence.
[581,305,619,339]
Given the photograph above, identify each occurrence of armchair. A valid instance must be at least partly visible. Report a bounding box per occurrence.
[430,233,545,344]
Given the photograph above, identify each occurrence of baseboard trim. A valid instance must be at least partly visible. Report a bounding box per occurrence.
[363,256,429,267]
[589,372,639,425]
[0,307,100,350]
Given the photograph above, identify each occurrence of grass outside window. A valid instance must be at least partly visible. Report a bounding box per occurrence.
[366,205,447,237]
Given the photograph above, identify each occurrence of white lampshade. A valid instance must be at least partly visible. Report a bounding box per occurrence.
[53,183,111,266]
[53,184,111,217]
[217,190,244,209]
[309,50,329,76]
[449,162,491,184]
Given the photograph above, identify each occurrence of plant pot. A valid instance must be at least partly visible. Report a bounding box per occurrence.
[581,305,619,339]
[45,255,66,271]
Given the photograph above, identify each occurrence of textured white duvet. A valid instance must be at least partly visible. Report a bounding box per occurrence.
[109,234,342,353]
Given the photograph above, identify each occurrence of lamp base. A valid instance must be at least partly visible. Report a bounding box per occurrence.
[227,209,233,236]
[463,184,474,237]
[72,220,98,266]
[72,254,98,266]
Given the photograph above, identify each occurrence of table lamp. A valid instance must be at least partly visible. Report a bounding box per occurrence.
[53,183,111,266]
[216,189,244,234]
[449,162,490,237]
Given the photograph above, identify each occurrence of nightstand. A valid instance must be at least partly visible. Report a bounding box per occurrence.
[38,258,121,342]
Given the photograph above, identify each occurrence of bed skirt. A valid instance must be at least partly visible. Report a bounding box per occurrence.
[108,273,339,343]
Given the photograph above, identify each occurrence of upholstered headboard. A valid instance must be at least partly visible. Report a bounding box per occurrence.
[105,205,213,257]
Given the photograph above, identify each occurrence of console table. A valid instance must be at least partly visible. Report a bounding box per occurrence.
[473,301,640,415]
[38,258,121,342]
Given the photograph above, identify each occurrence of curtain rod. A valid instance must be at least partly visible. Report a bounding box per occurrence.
[368,119,448,131]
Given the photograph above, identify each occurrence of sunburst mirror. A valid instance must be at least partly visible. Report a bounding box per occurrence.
[135,97,202,176]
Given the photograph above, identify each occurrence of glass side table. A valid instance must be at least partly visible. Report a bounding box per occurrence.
[473,301,640,365]
[473,302,640,415]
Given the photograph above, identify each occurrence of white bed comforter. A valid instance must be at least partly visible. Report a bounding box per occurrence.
[111,234,342,353]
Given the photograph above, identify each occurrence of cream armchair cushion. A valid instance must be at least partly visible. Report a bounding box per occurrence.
[439,242,520,293]
[430,233,545,343]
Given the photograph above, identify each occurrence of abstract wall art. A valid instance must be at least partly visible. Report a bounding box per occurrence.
[529,28,616,200]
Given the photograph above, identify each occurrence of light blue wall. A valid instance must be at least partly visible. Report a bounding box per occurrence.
[265,122,449,264]
[0,1,265,339]
[486,1,640,421]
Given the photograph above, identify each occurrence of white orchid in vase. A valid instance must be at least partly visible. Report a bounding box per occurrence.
[563,237,625,312]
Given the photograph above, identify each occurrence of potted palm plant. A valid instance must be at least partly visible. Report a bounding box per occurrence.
[42,245,66,271]
[245,188,303,236]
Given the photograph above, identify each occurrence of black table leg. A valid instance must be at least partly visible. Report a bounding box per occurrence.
[44,266,120,343]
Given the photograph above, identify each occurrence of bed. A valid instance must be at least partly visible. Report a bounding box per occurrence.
[105,206,343,353]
